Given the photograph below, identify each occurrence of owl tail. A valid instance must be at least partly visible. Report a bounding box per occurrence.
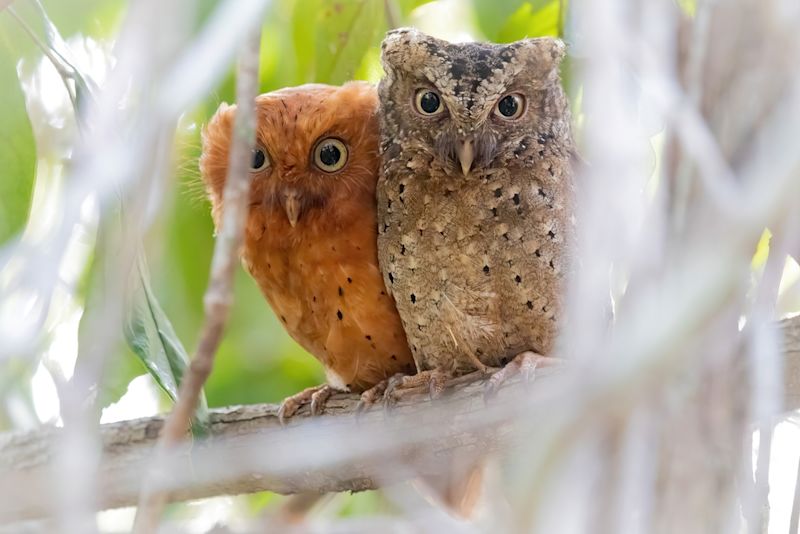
[414,457,485,518]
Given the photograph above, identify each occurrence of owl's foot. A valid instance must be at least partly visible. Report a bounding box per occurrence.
[384,368,451,408]
[354,379,392,416]
[277,384,336,425]
[484,351,560,400]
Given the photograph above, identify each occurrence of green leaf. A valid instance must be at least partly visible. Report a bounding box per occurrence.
[497,1,562,42]
[125,255,209,431]
[313,0,385,84]
[0,34,36,245]
[473,0,564,41]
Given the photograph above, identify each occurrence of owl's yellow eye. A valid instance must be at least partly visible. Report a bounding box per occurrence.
[494,93,525,119]
[414,89,444,116]
[251,146,270,172]
[313,138,348,173]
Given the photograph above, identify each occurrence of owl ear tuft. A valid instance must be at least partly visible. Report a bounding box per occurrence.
[381,27,418,68]
[515,37,567,74]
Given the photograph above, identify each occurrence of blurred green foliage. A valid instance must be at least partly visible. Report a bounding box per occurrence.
[0,0,568,412]
[0,27,36,244]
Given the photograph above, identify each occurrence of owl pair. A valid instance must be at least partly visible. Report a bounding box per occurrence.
[200,29,574,420]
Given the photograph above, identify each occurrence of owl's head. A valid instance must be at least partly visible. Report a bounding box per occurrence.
[379,28,568,176]
[200,82,378,229]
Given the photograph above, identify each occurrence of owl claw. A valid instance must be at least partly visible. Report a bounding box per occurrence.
[355,378,392,418]
[278,384,336,425]
[484,351,561,402]
[309,385,334,416]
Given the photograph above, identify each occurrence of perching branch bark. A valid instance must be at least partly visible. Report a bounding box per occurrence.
[0,316,798,524]
[133,25,263,532]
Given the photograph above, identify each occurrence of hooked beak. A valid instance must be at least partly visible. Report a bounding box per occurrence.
[456,138,474,176]
[283,190,301,227]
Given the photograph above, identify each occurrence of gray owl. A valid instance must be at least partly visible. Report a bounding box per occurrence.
[376,28,575,397]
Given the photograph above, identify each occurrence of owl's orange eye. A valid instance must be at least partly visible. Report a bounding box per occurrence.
[313,138,348,173]
[494,93,525,120]
[251,146,270,172]
[414,89,444,116]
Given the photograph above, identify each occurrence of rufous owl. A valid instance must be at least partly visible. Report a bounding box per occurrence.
[376,29,575,396]
[200,82,415,420]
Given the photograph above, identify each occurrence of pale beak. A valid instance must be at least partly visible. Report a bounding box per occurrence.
[456,138,474,176]
[283,191,301,227]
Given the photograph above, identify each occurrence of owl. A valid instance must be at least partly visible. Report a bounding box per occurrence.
[376,29,575,397]
[200,82,415,421]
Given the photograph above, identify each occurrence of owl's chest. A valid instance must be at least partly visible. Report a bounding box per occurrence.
[383,170,545,256]
[378,167,567,371]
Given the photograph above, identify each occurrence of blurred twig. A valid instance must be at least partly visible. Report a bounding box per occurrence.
[132,26,263,533]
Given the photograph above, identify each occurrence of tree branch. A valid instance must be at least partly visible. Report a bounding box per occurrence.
[0,316,797,523]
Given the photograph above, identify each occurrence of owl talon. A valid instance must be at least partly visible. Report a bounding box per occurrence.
[310,385,334,416]
[484,351,554,401]
[355,378,392,417]
[278,384,335,425]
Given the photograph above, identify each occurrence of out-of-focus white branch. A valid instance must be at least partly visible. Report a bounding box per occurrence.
[133,22,264,533]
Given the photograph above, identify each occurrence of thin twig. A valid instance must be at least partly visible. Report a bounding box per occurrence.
[132,26,262,533]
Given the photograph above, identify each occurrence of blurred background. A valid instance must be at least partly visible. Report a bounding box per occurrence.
[0,0,579,528]
[2,0,800,532]
[0,0,572,418]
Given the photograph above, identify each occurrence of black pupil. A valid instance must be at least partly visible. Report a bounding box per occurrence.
[252,149,266,169]
[420,91,440,114]
[319,143,341,167]
[498,95,519,117]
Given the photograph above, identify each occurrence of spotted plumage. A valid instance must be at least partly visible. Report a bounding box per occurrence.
[376,29,575,377]
[201,82,414,419]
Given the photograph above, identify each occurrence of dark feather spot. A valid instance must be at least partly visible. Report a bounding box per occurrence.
[365,335,372,340]
[491,207,498,217]
[483,265,490,275]
[526,301,533,310]
[337,310,343,320]
[512,193,520,205]
[391,354,397,360]
[494,187,503,198]
[400,244,406,255]
[515,275,522,284]
[538,188,547,198]
[338,287,343,296]
[534,249,542,258]
[280,315,286,323]
[548,230,556,239]
[347,277,353,283]
[410,293,416,303]
[399,183,405,193]
[502,233,509,240]
[389,273,395,284]
[549,260,555,269]
[450,58,467,78]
